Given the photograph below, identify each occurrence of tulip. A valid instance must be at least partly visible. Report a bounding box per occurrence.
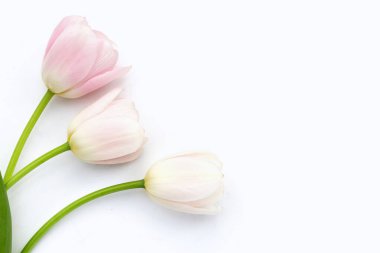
[21,152,223,251]
[4,89,146,189]
[68,88,146,164]
[42,16,129,98]
[144,152,224,214]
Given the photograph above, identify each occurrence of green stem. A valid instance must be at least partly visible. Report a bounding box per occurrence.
[5,142,70,190]
[0,172,12,253]
[4,90,54,182]
[22,180,145,253]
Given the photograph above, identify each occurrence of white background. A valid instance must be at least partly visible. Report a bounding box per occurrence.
[0,0,380,252]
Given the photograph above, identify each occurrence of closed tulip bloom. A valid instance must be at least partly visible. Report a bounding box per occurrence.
[145,152,224,215]
[42,16,129,98]
[68,89,145,164]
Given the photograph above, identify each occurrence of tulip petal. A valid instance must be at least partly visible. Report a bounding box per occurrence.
[147,179,223,215]
[68,88,122,137]
[60,66,130,98]
[163,152,223,169]
[42,24,100,93]
[148,194,221,215]
[45,16,87,57]
[70,117,145,162]
[95,99,139,121]
[84,31,118,78]
[187,184,224,208]
[94,146,144,165]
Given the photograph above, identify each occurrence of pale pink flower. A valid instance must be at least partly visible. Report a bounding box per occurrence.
[144,152,224,215]
[68,89,145,164]
[42,16,129,98]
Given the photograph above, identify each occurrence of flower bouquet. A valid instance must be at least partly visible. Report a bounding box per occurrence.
[0,16,223,253]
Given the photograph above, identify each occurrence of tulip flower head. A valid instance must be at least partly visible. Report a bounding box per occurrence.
[145,152,224,215]
[68,89,145,164]
[42,16,129,98]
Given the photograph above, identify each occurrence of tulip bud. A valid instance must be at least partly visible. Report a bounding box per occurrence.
[42,16,129,98]
[68,89,145,164]
[144,152,224,215]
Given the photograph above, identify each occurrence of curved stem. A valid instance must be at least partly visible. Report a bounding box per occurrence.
[5,142,70,190]
[22,180,145,253]
[0,172,12,253]
[4,90,54,181]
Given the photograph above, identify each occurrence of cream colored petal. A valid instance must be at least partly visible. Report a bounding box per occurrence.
[96,99,139,121]
[70,117,145,162]
[93,146,145,164]
[147,193,221,215]
[68,88,122,138]
[158,152,222,170]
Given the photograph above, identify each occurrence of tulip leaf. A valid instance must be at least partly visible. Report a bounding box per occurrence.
[0,172,11,253]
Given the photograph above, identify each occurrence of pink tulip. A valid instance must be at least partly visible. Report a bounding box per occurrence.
[68,89,146,164]
[42,16,129,98]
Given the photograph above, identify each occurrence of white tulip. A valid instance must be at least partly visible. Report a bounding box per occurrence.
[145,152,223,215]
[68,89,146,164]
